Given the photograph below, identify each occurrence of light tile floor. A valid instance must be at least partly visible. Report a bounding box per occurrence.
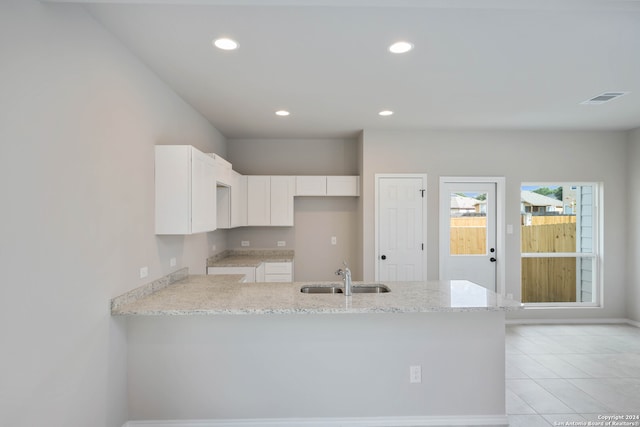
[506,323,640,426]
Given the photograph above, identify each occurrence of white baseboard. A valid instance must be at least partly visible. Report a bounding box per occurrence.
[505,317,636,326]
[627,319,640,328]
[123,415,508,427]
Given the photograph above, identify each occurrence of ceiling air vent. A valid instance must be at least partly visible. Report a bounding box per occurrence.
[581,91,630,105]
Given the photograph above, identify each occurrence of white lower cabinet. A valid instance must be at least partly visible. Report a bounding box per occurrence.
[264,262,293,282]
[208,261,293,283]
[255,262,265,283]
[207,266,256,282]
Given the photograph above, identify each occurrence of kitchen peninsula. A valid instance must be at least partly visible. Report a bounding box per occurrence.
[112,272,520,426]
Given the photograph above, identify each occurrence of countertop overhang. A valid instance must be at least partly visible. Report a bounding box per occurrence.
[111,274,522,316]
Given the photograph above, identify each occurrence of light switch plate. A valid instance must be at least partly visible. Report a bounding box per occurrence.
[331,236,337,245]
[277,241,286,247]
[170,257,176,267]
[409,365,422,383]
[139,266,149,279]
[241,241,250,247]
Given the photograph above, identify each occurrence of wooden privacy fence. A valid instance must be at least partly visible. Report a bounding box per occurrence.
[450,216,578,303]
[449,217,486,255]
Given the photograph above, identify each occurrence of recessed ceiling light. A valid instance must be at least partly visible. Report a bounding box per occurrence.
[213,38,239,51]
[389,41,413,54]
[275,110,290,116]
[379,110,394,116]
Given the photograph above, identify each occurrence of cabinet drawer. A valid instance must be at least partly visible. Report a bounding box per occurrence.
[264,262,292,274]
[264,274,293,282]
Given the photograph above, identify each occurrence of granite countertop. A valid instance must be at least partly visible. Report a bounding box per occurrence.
[207,249,295,268]
[111,274,522,316]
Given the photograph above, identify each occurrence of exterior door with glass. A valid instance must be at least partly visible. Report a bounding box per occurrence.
[440,181,497,291]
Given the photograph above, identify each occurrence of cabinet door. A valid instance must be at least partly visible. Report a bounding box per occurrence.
[255,262,265,282]
[155,145,216,235]
[326,176,360,196]
[295,176,326,196]
[270,176,295,226]
[230,171,247,228]
[247,176,271,226]
[191,148,217,233]
[216,185,231,229]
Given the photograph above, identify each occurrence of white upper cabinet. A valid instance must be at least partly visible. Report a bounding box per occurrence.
[247,176,295,226]
[296,176,327,196]
[209,153,232,187]
[230,171,248,228]
[155,145,217,235]
[326,176,360,196]
[270,176,295,226]
[295,175,360,196]
[247,176,271,226]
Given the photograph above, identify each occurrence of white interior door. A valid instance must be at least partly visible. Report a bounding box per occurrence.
[440,181,497,291]
[377,176,426,281]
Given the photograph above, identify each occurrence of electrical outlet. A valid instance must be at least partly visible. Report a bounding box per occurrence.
[212,244,216,251]
[331,236,337,245]
[409,365,422,383]
[507,224,514,234]
[241,241,250,247]
[170,257,176,267]
[277,241,286,247]
[139,266,149,279]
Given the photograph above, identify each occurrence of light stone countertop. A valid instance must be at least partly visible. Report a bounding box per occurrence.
[111,274,522,316]
[206,249,295,268]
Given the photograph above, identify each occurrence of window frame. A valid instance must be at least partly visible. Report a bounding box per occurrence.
[520,182,602,308]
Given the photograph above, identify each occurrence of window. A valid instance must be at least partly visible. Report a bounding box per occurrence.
[520,183,601,306]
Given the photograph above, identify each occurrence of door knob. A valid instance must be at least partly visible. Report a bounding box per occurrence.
[490,257,497,262]
[381,255,387,260]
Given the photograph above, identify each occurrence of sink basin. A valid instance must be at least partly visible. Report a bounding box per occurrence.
[300,284,390,294]
[300,286,343,294]
[351,285,390,294]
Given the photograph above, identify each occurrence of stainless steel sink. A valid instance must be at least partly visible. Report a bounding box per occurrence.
[300,284,390,294]
[300,286,343,294]
[351,285,390,294]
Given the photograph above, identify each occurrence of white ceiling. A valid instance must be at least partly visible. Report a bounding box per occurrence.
[50,0,640,138]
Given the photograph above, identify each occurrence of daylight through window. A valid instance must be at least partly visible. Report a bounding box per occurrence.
[520,183,600,306]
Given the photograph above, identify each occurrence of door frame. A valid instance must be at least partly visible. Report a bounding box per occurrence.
[439,176,506,296]
[374,173,428,281]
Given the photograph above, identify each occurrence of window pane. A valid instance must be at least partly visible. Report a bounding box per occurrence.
[521,257,577,303]
[449,192,487,255]
[521,185,594,253]
[520,183,599,306]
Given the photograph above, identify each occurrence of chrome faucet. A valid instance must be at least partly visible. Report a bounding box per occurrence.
[335,262,352,296]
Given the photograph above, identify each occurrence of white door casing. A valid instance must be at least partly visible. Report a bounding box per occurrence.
[439,177,505,293]
[375,174,427,281]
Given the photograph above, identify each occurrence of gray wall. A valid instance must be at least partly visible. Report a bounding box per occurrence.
[127,312,506,421]
[361,130,628,320]
[628,129,640,322]
[0,2,226,426]
[227,138,360,280]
